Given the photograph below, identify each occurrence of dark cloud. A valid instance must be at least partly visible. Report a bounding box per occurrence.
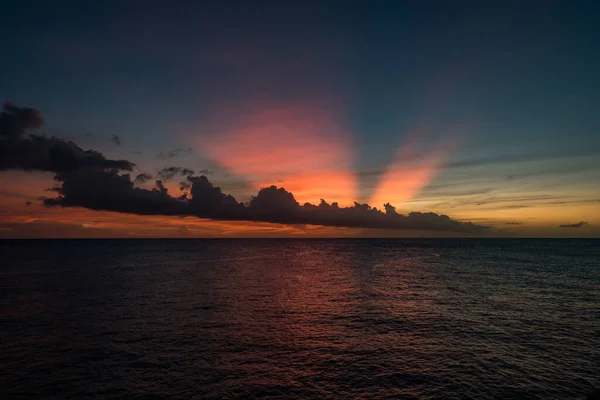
[44,168,188,215]
[4,102,487,233]
[42,170,487,232]
[0,102,44,136]
[134,172,153,184]
[505,222,523,225]
[111,134,121,146]
[0,134,134,172]
[157,166,194,181]
[154,180,168,195]
[25,201,32,206]
[559,221,588,228]
[1,103,134,173]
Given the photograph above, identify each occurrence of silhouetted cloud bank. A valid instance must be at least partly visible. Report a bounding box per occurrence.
[44,173,487,232]
[2,102,488,233]
[0,103,134,172]
[559,221,588,228]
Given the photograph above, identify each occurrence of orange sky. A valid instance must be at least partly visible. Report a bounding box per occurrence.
[1,99,598,239]
[193,104,356,206]
[1,167,597,238]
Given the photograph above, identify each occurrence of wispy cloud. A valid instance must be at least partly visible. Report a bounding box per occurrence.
[559,221,588,228]
[111,134,121,146]
[157,148,193,159]
[443,148,600,170]
[357,148,600,181]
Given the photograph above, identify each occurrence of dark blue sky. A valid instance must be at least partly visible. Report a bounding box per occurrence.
[3,1,598,143]
[1,0,599,235]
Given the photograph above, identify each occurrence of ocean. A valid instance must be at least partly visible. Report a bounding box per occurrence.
[1,239,599,399]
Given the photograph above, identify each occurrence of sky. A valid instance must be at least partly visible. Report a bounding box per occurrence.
[0,0,599,238]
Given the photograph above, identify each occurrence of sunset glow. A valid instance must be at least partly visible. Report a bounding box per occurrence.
[369,127,458,209]
[194,104,356,205]
[1,1,599,238]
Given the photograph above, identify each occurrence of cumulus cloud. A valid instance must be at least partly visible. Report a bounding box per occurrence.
[3,102,488,233]
[559,221,588,228]
[43,172,486,232]
[44,168,188,215]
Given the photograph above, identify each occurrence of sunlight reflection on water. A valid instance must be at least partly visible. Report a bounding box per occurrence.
[1,239,599,399]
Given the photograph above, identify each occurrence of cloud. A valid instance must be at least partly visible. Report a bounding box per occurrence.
[134,172,153,184]
[25,201,32,206]
[111,134,121,146]
[157,148,192,159]
[443,149,600,170]
[559,221,588,228]
[42,170,488,232]
[157,148,183,159]
[3,102,487,233]
[0,220,123,238]
[505,222,523,225]
[0,134,134,172]
[1,102,134,173]
[154,180,168,195]
[157,166,194,181]
[0,102,43,136]
[44,168,189,215]
[358,148,600,181]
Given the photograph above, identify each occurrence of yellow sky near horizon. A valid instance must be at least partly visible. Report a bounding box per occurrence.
[1,170,597,238]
